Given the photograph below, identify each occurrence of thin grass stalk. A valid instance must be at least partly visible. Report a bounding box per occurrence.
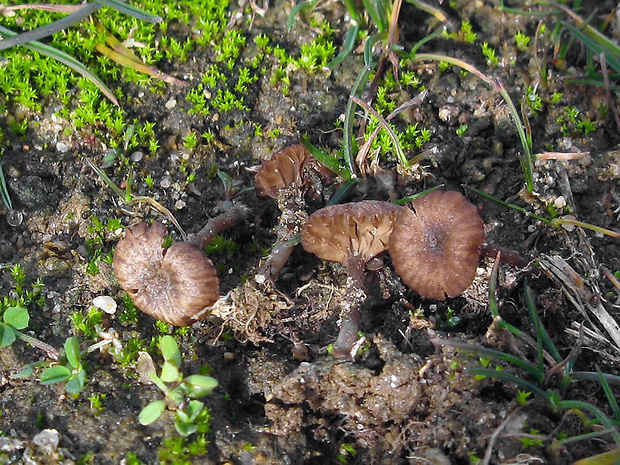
[524,283,547,384]
[287,0,321,31]
[434,338,541,379]
[0,162,12,210]
[467,367,549,399]
[525,283,564,365]
[343,66,373,177]
[328,23,360,69]
[495,81,534,192]
[597,366,620,421]
[0,3,100,51]
[555,399,620,444]
[393,184,442,205]
[350,95,407,168]
[301,138,352,181]
[93,0,162,22]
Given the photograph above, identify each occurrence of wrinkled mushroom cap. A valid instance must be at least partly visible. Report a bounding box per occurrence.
[389,191,485,300]
[255,144,310,198]
[113,221,220,326]
[301,200,402,264]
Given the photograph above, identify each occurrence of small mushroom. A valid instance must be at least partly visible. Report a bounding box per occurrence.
[301,200,402,358]
[254,144,332,283]
[255,144,310,199]
[114,221,220,326]
[388,190,485,300]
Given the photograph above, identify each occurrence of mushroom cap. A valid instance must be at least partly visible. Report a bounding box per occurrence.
[301,200,402,264]
[388,191,485,300]
[113,221,220,326]
[255,144,310,198]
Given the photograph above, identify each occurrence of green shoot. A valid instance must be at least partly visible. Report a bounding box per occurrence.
[139,336,218,437]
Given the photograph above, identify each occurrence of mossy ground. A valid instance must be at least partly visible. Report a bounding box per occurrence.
[1,0,620,463]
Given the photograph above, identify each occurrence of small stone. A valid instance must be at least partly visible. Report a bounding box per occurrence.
[56,141,70,153]
[32,429,59,452]
[93,295,117,314]
[165,98,177,109]
[130,151,144,162]
[175,200,186,210]
[553,196,566,209]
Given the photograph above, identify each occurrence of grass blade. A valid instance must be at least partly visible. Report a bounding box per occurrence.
[596,366,620,421]
[302,138,352,181]
[94,0,162,23]
[287,0,320,31]
[467,368,549,399]
[0,3,101,51]
[0,161,12,210]
[433,338,542,380]
[328,23,359,69]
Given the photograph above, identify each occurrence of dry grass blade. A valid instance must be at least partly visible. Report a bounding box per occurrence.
[95,23,188,86]
[538,255,620,353]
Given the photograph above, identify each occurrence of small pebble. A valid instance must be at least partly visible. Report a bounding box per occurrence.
[92,295,117,314]
[165,98,177,109]
[56,141,70,153]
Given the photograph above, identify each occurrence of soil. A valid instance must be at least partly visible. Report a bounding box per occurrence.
[1,0,620,464]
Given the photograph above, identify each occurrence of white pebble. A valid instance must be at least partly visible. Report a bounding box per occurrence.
[92,296,117,314]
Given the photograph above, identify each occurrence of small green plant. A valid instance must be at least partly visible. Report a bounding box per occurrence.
[456,124,468,137]
[88,393,107,416]
[39,336,87,395]
[514,31,531,51]
[516,389,532,405]
[481,42,499,67]
[139,335,218,437]
[0,306,29,347]
[524,86,543,115]
[444,20,477,43]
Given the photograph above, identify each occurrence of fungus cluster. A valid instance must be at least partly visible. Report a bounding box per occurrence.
[112,139,486,358]
[301,191,485,358]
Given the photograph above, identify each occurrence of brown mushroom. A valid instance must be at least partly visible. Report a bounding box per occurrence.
[388,190,485,300]
[301,200,402,358]
[255,144,310,199]
[113,221,220,326]
[254,144,332,283]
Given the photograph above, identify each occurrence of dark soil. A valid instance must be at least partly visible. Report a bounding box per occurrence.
[1,0,620,464]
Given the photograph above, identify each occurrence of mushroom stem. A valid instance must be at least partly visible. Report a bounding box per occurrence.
[332,254,367,360]
[480,243,529,268]
[256,188,308,283]
[189,204,249,249]
[332,304,362,359]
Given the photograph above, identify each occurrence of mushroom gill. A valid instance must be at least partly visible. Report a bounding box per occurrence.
[302,200,402,268]
[113,221,220,326]
[388,190,485,300]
